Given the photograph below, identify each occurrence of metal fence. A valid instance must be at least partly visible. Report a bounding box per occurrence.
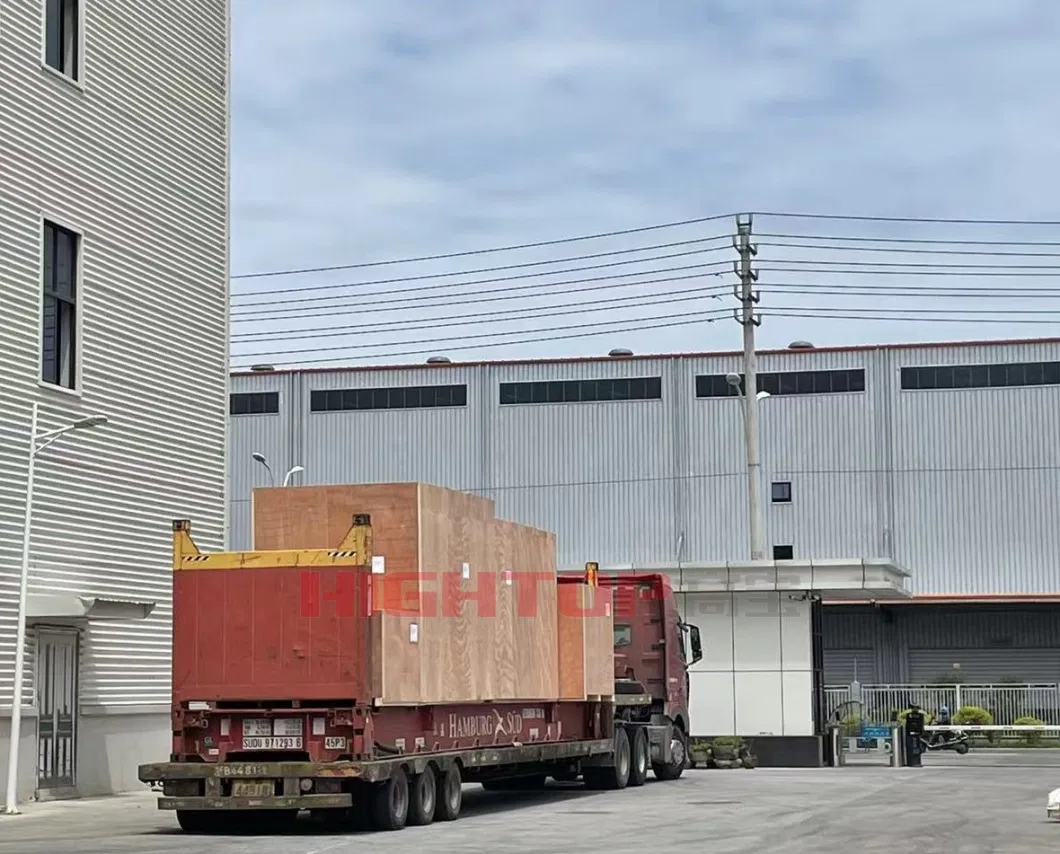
[824,683,1060,726]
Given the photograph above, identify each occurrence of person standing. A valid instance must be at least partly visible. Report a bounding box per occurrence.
[905,703,926,767]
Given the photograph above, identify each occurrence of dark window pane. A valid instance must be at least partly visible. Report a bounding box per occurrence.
[899,368,917,390]
[771,481,792,503]
[45,0,62,70]
[934,367,954,389]
[453,384,467,406]
[969,365,989,387]
[778,373,798,395]
[611,379,630,400]
[953,366,972,388]
[404,386,422,408]
[1025,362,1045,386]
[576,380,595,402]
[1045,362,1060,385]
[1004,363,1026,387]
[546,381,565,403]
[759,373,779,396]
[499,383,517,404]
[561,381,581,402]
[773,544,794,560]
[795,371,814,394]
[514,383,532,404]
[309,391,325,411]
[848,370,865,392]
[628,378,645,399]
[435,385,455,406]
[645,376,662,399]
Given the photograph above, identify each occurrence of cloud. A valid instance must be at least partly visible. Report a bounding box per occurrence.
[228,0,1060,368]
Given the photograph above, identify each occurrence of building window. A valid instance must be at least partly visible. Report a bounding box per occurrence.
[771,481,792,503]
[773,544,794,560]
[45,0,80,81]
[900,362,1060,391]
[230,392,279,415]
[310,384,468,412]
[41,221,79,390]
[695,369,866,398]
[499,377,663,405]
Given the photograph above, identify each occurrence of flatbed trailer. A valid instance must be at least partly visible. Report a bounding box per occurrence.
[139,513,700,833]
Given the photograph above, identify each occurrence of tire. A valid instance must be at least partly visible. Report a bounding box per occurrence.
[370,767,410,831]
[628,728,649,787]
[652,723,687,781]
[407,770,437,826]
[585,727,631,790]
[434,764,463,822]
[954,741,969,755]
[176,810,225,834]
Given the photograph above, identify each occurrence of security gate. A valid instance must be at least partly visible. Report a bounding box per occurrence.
[36,629,79,792]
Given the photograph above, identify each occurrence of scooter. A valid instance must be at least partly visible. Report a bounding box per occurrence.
[920,730,970,755]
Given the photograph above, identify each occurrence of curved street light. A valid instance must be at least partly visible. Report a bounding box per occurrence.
[4,404,108,815]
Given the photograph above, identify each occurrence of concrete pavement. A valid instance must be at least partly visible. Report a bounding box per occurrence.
[1,765,1057,853]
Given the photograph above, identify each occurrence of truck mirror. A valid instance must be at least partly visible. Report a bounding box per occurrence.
[688,624,703,665]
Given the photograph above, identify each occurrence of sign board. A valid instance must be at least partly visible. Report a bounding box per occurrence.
[861,725,892,740]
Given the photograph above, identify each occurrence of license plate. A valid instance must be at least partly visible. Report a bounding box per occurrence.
[231,780,274,797]
[324,736,346,750]
[241,737,303,750]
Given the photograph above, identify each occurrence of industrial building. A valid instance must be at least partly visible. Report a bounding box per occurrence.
[229,337,1060,746]
[0,0,229,804]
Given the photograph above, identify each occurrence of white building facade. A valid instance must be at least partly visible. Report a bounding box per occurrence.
[228,337,1060,744]
[0,0,229,804]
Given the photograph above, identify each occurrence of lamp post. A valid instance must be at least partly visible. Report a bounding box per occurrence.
[252,452,303,488]
[4,404,108,815]
[726,372,771,562]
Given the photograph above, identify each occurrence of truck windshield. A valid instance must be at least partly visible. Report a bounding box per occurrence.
[613,624,632,647]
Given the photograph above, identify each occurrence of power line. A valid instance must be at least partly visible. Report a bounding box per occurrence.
[232,286,726,342]
[765,311,1060,325]
[234,306,735,360]
[233,250,734,312]
[752,211,1060,226]
[758,266,1060,278]
[757,232,1060,248]
[230,213,736,280]
[758,241,1060,259]
[229,311,729,369]
[231,265,729,321]
[230,234,733,299]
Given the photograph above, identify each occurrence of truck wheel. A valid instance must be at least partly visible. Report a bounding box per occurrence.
[176,810,224,834]
[628,728,649,787]
[407,770,437,826]
[585,726,631,790]
[434,765,462,822]
[370,767,410,831]
[652,724,687,781]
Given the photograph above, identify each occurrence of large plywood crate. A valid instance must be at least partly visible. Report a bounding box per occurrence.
[252,483,559,705]
[557,581,615,700]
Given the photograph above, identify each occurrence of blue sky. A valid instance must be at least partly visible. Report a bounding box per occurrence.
[228,0,1060,369]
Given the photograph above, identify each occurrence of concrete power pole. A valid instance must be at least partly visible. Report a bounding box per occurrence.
[733,213,766,562]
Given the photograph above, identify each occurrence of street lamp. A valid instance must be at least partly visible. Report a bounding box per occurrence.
[4,404,108,815]
[726,372,770,561]
[251,453,303,488]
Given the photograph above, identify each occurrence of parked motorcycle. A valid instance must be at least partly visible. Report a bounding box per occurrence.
[919,730,970,755]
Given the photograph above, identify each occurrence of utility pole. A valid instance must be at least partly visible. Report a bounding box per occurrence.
[733,214,766,562]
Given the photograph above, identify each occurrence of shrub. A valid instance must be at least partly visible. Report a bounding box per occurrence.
[953,705,995,743]
[1014,716,1044,747]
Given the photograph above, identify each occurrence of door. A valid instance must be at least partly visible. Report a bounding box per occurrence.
[36,629,79,792]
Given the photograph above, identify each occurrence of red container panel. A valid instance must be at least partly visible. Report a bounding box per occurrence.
[172,565,372,703]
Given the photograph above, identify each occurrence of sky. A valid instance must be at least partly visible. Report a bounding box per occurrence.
[227,0,1060,370]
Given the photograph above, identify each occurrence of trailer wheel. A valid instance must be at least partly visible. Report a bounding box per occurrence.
[652,722,687,781]
[434,764,462,822]
[408,769,437,826]
[585,726,631,790]
[176,810,226,834]
[628,728,649,787]
[370,766,410,831]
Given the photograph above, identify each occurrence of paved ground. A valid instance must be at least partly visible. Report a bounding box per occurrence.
[1,762,1057,853]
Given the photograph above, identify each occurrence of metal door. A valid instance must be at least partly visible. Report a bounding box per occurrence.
[36,629,79,791]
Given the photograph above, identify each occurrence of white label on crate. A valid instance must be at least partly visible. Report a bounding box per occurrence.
[409,623,419,643]
[503,569,512,586]
[242,737,303,750]
[324,736,346,750]
[273,718,303,737]
[243,719,271,737]
[415,737,425,749]
[372,555,386,574]
[529,728,539,740]
[395,738,406,751]
[605,602,611,617]
[312,717,326,736]
[219,718,231,737]
[462,562,471,580]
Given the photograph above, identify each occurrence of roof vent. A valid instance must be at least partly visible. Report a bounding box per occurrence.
[425,355,451,364]
[787,341,814,350]
[249,364,275,372]
[608,348,634,357]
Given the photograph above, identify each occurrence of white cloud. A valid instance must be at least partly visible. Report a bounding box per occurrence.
[229,0,1060,367]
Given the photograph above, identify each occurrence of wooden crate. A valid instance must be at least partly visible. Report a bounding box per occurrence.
[557,582,615,700]
[252,483,559,705]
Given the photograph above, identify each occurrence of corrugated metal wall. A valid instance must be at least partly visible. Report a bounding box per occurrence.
[823,604,1060,684]
[229,339,1060,593]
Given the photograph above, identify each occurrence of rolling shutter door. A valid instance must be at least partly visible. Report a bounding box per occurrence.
[908,648,1060,684]
[823,649,877,685]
